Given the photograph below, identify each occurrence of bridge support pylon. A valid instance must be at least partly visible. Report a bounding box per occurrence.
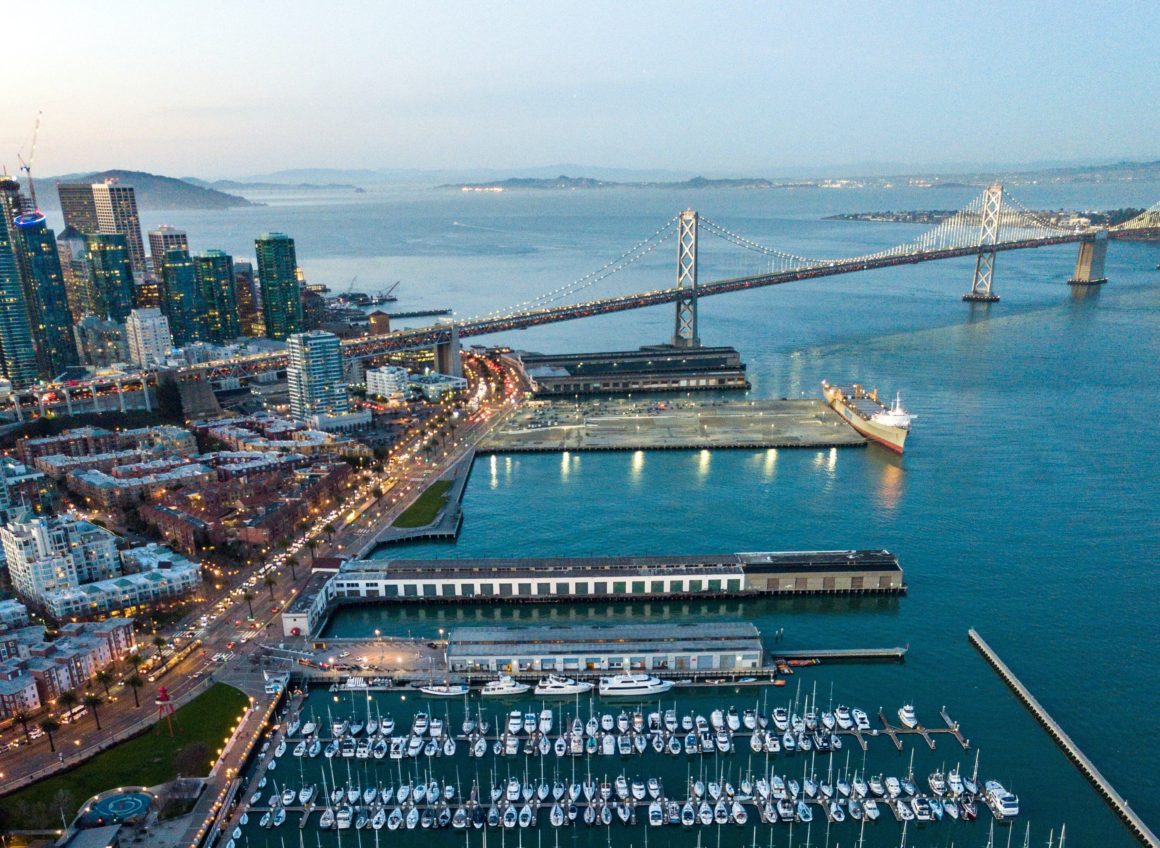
[1068,230,1108,286]
[672,209,700,348]
[963,183,1003,302]
[434,323,462,377]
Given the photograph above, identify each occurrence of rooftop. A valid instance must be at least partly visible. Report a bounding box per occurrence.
[447,621,762,657]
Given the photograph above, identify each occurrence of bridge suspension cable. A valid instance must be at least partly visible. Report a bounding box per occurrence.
[470,214,680,322]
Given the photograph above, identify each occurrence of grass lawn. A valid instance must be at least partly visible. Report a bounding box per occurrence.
[0,683,249,829]
[393,479,453,528]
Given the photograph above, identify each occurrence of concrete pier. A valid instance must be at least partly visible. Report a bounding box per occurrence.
[480,398,866,452]
[969,628,1157,847]
[1069,230,1109,286]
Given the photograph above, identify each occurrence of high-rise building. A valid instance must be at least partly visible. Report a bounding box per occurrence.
[73,316,128,367]
[91,182,146,275]
[56,226,98,320]
[233,261,263,336]
[85,233,137,323]
[158,248,204,345]
[56,183,100,233]
[12,212,79,378]
[287,330,347,419]
[147,226,188,272]
[0,178,38,389]
[125,307,173,368]
[134,277,162,310]
[254,233,302,340]
[192,250,239,343]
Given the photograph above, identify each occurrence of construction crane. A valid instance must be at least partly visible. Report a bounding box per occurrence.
[16,111,42,210]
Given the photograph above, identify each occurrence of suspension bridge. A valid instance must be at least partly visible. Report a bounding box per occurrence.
[181,185,1158,382]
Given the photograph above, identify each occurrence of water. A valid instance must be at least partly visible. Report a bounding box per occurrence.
[132,183,1160,845]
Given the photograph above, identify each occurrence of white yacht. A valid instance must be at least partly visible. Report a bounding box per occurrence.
[534,675,594,696]
[984,781,1020,819]
[481,675,531,696]
[897,704,918,728]
[597,673,674,697]
[419,683,470,697]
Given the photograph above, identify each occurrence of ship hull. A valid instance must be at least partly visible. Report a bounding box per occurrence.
[822,384,908,454]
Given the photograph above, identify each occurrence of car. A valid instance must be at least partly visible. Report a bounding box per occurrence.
[226,641,236,650]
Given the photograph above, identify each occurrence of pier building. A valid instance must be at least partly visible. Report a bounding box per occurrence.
[282,549,903,637]
[446,622,764,674]
[517,345,748,395]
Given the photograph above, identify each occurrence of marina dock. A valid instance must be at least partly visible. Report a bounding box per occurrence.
[969,628,1158,847]
[479,398,866,453]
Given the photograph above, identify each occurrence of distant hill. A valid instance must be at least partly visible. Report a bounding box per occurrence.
[182,177,365,192]
[440,174,806,191]
[41,170,258,209]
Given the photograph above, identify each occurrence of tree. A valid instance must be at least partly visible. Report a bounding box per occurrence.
[263,574,277,600]
[10,708,31,743]
[125,651,144,673]
[306,538,319,566]
[57,689,79,716]
[95,669,114,697]
[286,556,298,581]
[82,693,104,731]
[322,523,336,542]
[371,486,384,500]
[126,673,145,708]
[152,635,168,660]
[174,741,211,777]
[242,591,255,619]
[38,718,60,752]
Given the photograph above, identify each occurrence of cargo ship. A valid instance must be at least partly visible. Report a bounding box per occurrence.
[822,381,912,453]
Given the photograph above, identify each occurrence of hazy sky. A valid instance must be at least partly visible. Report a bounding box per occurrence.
[6,1,1158,178]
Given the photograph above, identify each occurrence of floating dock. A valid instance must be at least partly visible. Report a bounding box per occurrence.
[479,398,866,452]
[969,628,1158,847]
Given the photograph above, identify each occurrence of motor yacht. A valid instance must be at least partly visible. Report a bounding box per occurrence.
[481,676,530,696]
[534,674,593,696]
[597,673,674,697]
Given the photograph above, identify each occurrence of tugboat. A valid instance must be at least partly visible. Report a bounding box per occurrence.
[822,381,912,453]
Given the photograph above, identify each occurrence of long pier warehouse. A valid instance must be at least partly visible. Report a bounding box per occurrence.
[447,622,764,674]
[283,550,903,636]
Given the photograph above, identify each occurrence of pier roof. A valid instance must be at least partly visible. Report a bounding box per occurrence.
[447,621,762,657]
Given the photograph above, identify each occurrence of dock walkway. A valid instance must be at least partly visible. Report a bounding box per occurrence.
[969,628,1157,847]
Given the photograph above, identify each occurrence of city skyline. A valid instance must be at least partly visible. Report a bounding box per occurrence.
[3,2,1158,179]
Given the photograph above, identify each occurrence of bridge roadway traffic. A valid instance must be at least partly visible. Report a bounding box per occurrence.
[180,233,1089,382]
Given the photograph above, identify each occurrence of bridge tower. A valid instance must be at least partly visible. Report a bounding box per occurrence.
[1068,230,1108,286]
[672,209,700,348]
[434,322,463,377]
[963,183,1004,302]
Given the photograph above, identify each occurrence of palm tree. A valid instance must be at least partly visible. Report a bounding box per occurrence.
[263,574,277,600]
[82,693,104,731]
[39,718,60,752]
[322,523,336,543]
[286,556,298,581]
[94,669,114,697]
[125,674,145,708]
[306,538,319,565]
[151,635,167,660]
[242,591,255,618]
[125,651,144,673]
[57,689,79,717]
[10,708,31,743]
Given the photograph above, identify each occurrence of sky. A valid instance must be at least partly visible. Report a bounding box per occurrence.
[4,1,1159,179]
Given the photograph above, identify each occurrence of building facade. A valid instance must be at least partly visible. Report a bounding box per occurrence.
[366,365,409,400]
[255,233,301,340]
[0,178,38,388]
[0,516,121,607]
[192,250,240,343]
[91,182,146,275]
[287,330,347,419]
[233,261,263,336]
[85,233,137,323]
[146,225,188,272]
[56,225,98,320]
[56,183,101,234]
[159,248,204,345]
[12,213,78,378]
[73,316,128,367]
[125,307,173,367]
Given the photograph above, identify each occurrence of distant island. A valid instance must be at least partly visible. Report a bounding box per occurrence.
[42,170,258,209]
[440,174,817,192]
[827,208,1146,227]
[441,160,1160,193]
[182,177,366,193]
